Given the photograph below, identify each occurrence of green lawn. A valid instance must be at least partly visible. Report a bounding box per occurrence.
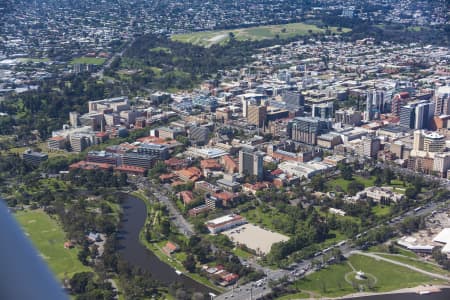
[293,254,441,297]
[372,205,391,217]
[150,47,172,54]
[233,247,253,259]
[7,141,77,159]
[368,244,418,258]
[328,176,410,195]
[70,57,106,65]
[171,22,350,47]
[349,254,442,292]
[277,292,310,299]
[327,176,376,192]
[377,253,450,276]
[294,261,354,297]
[14,210,90,279]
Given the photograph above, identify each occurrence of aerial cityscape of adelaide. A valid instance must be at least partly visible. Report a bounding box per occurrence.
[2,0,450,299]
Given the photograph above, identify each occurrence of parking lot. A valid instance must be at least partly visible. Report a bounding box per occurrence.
[222,223,289,255]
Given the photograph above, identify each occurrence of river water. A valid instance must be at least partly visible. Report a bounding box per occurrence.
[117,194,216,294]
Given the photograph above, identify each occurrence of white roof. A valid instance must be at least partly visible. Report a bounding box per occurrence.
[207,214,241,226]
[437,86,450,96]
[433,228,450,244]
[442,242,450,254]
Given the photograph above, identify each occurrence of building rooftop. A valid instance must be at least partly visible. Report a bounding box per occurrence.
[206,214,245,227]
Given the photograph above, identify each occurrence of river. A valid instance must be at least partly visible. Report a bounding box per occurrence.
[117,194,217,295]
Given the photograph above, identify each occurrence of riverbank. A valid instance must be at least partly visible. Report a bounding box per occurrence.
[131,191,223,292]
[118,193,219,294]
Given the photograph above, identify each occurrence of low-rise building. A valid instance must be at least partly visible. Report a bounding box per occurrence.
[205,214,247,234]
[216,178,241,192]
[176,167,203,182]
[47,136,67,150]
[122,153,156,170]
[23,149,48,166]
[352,186,404,204]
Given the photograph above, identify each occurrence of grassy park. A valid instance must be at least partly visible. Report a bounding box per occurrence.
[293,254,441,297]
[14,210,90,279]
[377,253,450,276]
[171,22,350,47]
[328,175,409,194]
[70,57,106,65]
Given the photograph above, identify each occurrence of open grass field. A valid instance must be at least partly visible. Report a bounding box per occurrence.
[277,292,310,299]
[14,210,90,279]
[6,141,77,159]
[377,253,450,276]
[349,254,442,292]
[70,57,106,65]
[294,254,441,297]
[294,260,354,297]
[370,244,419,258]
[372,205,391,217]
[328,176,410,195]
[171,22,350,47]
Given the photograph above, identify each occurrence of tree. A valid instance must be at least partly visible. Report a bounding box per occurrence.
[382,168,394,184]
[183,254,196,273]
[78,245,90,266]
[70,272,94,294]
[159,219,171,236]
[405,187,418,199]
[310,175,326,192]
[347,181,364,196]
[339,163,353,180]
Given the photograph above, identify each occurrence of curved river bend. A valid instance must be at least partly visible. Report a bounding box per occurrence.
[117,194,216,294]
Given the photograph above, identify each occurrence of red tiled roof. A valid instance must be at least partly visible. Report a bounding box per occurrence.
[200,159,222,170]
[271,169,284,176]
[176,167,202,182]
[95,132,109,137]
[49,136,65,141]
[180,191,195,205]
[69,161,113,170]
[159,173,177,180]
[115,165,145,174]
[213,191,235,202]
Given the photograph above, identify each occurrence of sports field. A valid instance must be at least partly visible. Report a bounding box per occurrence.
[15,210,90,279]
[70,56,106,65]
[171,22,350,47]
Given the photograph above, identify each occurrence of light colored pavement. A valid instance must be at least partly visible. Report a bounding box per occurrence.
[223,224,289,255]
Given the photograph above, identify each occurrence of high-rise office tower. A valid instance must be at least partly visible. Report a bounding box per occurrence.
[247,104,267,128]
[239,147,264,180]
[287,117,332,145]
[434,86,450,116]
